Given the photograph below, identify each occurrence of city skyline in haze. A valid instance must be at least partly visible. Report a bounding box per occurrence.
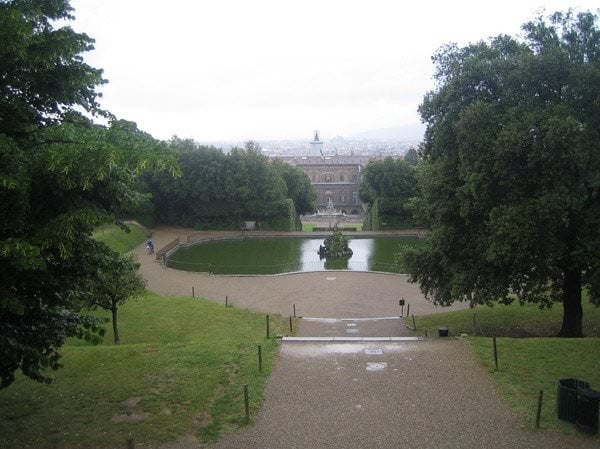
[70,0,598,142]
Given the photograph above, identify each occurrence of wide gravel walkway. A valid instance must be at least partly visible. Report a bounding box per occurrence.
[207,319,598,449]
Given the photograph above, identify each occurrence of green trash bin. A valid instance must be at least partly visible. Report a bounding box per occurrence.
[576,389,600,434]
[557,378,591,423]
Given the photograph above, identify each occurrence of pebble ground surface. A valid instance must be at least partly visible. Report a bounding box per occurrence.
[135,227,598,449]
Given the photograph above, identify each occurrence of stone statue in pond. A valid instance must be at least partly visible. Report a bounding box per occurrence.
[318,229,353,259]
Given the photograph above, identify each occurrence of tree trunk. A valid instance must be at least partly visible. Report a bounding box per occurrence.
[558,268,583,337]
[111,305,120,345]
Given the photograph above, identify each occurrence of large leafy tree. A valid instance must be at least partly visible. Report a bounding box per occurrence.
[0,0,178,387]
[406,10,600,337]
[359,157,418,228]
[271,158,316,215]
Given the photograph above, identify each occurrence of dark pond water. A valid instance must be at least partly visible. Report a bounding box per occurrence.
[166,237,422,274]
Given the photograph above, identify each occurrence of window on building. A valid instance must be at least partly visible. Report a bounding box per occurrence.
[325,176,332,182]
[353,192,358,204]
[340,174,345,182]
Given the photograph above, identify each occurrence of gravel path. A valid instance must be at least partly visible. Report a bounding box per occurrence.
[140,227,597,449]
[208,320,598,449]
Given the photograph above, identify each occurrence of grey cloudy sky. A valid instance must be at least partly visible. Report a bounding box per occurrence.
[70,0,598,142]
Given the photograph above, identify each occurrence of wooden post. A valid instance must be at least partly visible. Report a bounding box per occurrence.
[406,303,410,317]
[289,317,293,333]
[127,436,135,449]
[535,389,544,429]
[412,314,417,331]
[266,315,270,339]
[192,286,195,298]
[258,345,262,372]
[243,384,250,421]
[493,337,498,370]
[293,303,296,318]
[226,295,228,307]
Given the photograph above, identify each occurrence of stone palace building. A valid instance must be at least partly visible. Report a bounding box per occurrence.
[277,132,389,216]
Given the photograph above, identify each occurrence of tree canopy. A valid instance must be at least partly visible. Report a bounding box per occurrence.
[271,158,316,216]
[406,10,600,337]
[359,157,418,229]
[145,138,313,229]
[0,0,178,387]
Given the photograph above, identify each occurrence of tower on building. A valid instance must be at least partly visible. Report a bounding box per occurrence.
[310,130,324,157]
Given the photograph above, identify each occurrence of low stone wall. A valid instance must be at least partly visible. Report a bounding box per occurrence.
[155,237,180,261]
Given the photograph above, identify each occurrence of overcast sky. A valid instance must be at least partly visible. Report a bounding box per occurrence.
[70,0,598,142]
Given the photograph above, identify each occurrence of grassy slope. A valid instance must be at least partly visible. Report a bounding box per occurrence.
[0,223,291,448]
[0,293,290,448]
[93,222,150,254]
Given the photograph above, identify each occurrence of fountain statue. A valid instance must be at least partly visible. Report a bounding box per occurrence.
[318,228,353,259]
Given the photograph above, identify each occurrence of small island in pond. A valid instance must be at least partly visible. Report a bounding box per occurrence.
[318,230,353,259]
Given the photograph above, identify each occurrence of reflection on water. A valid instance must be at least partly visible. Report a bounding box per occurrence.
[300,238,375,271]
[167,237,419,275]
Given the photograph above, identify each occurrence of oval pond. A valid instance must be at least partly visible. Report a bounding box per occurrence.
[166,237,422,274]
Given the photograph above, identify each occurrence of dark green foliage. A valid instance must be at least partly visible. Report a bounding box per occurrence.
[407,10,600,337]
[403,147,420,166]
[0,0,106,137]
[362,198,380,231]
[360,157,418,229]
[271,158,316,215]
[0,0,178,387]
[145,139,309,230]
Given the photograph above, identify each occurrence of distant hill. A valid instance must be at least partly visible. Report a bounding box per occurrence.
[349,124,425,141]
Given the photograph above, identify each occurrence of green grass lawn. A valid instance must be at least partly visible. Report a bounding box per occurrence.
[93,222,150,254]
[301,223,363,231]
[0,293,291,449]
[408,297,600,338]
[407,298,600,435]
[471,337,600,434]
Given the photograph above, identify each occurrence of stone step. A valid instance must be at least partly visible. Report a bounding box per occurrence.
[281,336,423,342]
[301,316,402,322]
